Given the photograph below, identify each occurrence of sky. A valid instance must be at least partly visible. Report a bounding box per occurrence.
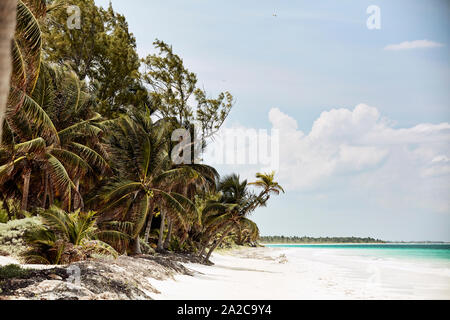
[95,0,450,241]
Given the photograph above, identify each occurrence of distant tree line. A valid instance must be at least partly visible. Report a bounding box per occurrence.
[259,236,385,244]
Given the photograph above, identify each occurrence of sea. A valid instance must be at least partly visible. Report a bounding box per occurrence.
[264,244,450,262]
[264,243,450,298]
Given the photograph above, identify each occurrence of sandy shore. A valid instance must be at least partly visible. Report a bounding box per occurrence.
[2,247,449,299]
[151,246,450,300]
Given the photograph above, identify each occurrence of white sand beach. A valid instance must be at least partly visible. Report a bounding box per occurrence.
[151,246,450,300]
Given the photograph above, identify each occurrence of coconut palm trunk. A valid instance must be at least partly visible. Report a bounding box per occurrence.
[48,178,54,206]
[156,209,166,252]
[73,179,81,209]
[204,224,234,263]
[131,236,142,255]
[143,210,154,243]
[42,173,49,208]
[21,168,31,211]
[131,197,152,255]
[1,194,11,219]
[0,0,17,142]
[198,232,216,257]
[163,217,173,250]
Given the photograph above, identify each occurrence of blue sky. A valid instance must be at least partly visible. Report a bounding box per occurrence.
[95,0,449,241]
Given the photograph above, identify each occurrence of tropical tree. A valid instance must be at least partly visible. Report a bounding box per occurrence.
[199,174,253,262]
[235,216,260,246]
[89,110,200,255]
[0,0,283,266]
[0,0,17,142]
[24,205,122,264]
[249,171,285,207]
[200,173,283,262]
[157,163,218,251]
[43,0,147,118]
[2,0,48,141]
[1,63,108,212]
[142,40,233,144]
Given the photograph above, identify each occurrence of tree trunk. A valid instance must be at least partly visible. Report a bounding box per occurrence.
[198,242,208,257]
[131,198,152,255]
[0,0,17,142]
[48,178,54,206]
[163,218,173,250]
[21,168,31,211]
[156,209,166,252]
[179,231,188,247]
[131,236,141,255]
[198,221,228,257]
[143,211,154,243]
[73,179,82,210]
[42,173,49,208]
[1,194,11,219]
[204,224,234,263]
[198,233,214,257]
[236,226,243,245]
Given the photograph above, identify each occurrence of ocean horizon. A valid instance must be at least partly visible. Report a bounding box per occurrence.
[264,243,450,262]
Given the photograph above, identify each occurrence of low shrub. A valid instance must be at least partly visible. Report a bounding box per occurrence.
[0,264,30,280]
[0,217,42,259]
[24,206,124,264]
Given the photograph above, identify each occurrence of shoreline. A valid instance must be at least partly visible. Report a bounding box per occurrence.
[261,243,450,245]
[1,246,449,300]
[152,246,450,300]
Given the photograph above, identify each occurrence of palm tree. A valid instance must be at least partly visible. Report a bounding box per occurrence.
[1,63,108,212]
[235,216,260,245]
[157,163,218,251]
[201,174,254,262]
[201,173,283,262]
[90,110,198,255]
[0,0,17,142]
[8,0,48,114]
[24,205,122,264]
[197,199,237,259]
[249,171,285,206]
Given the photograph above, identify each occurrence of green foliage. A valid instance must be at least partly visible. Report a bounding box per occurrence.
[43,0,147,118]
[23,206,121,264]
[1,0,282,265]
[0,264,30,280]
[142,40,233,141]
[0,209,8,223]
[0,217,42,258]
[2,63,108,212]
[89,109,206,254]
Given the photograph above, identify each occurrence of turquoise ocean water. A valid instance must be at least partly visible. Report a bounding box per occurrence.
[264,244,450,262]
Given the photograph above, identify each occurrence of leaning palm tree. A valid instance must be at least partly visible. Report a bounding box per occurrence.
[1,63,108,211]
[24,205,122,264]
[0,0,17,142]
[89,110,198,255]
[1,1,107,212]
[158,163,218,251]
[197,199,238,259]
[7,0,49,119]
[200,174,253,262]
[235,216,260,245]
[201,173,283,262]
[249,171,285,206]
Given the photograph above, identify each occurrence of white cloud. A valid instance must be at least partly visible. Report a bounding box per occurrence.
[384,40,444,51]
[208,104,450,214]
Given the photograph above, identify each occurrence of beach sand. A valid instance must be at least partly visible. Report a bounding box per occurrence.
[151,246,450,300]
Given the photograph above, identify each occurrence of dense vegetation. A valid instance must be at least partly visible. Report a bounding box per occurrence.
[259,236,385,244]
[0,0,284,264]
